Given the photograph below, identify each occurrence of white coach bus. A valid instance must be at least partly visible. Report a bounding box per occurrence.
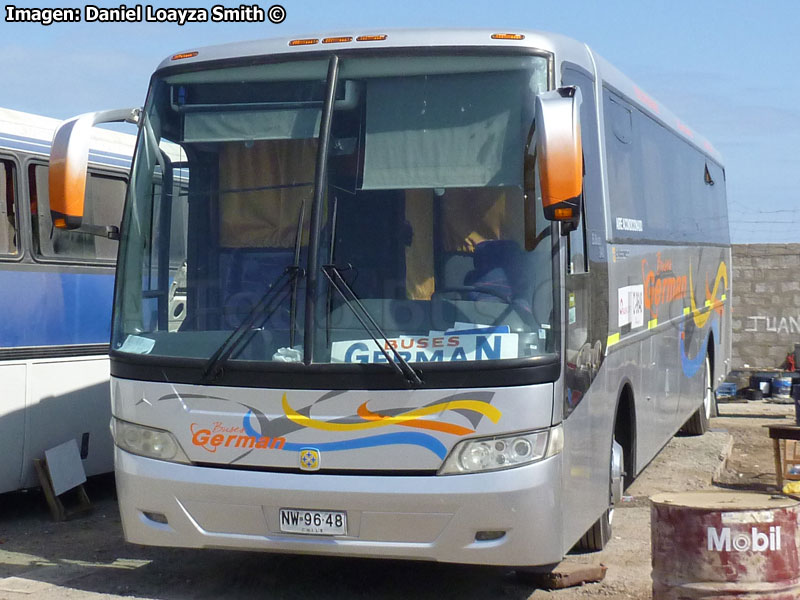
[49,29,730,567]
[0,108,134,493]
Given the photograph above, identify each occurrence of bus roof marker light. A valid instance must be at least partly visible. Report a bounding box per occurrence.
[289,38,319,46]
[356,34,388,42]
[322,37,353,44]
[491,33,525,40]
[171,51,198,61]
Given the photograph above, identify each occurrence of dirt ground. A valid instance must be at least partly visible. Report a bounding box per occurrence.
[0,400,795,600]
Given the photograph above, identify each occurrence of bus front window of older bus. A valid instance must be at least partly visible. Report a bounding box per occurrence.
[112,54,555,372]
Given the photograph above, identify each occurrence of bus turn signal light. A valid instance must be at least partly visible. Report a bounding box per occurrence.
[356,35,388,42]
[322,37,353,44]
[171,51,198,61]
[491,33,525,40]
[289,38,319,46]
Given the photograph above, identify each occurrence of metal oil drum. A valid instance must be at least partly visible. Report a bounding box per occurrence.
[651,491,800,599]
[771,376,794,403]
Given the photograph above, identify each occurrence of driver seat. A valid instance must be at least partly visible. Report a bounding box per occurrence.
[463,240,532,314]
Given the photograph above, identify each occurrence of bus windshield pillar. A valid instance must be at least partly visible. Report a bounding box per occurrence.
[303,54,340,364]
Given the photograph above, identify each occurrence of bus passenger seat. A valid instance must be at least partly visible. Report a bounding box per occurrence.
[464,240,532,313]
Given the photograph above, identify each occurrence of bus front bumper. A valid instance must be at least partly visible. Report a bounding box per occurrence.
[115,448,565,567]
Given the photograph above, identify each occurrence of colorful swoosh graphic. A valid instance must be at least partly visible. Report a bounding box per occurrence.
[680,317,720,378]
[281,393,501,433]
[356,402,475,436]
[688,261,728,328]
[240,393,502,459]
[241,413,449,458]
[681,260,726,377]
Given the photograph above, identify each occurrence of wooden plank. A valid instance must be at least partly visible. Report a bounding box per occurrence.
[774,437,784,489]
[765,424,800,441]
[517,562,607,589]
[33,458,66,521]
[32,457,92,521]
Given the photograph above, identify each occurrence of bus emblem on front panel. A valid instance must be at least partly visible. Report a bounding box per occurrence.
[299,448,321,471]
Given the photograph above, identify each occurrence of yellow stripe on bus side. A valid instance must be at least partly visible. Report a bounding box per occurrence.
[648,318,658,329]
[683,307,691,316]
[607,333,620,348]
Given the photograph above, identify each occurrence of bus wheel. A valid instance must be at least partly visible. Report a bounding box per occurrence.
[575,439,623,551]
[682,354,714,435]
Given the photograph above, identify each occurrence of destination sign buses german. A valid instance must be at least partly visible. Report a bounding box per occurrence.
[331,324,520,364]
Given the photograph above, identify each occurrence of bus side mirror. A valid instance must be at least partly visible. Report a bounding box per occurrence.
[533,87,583,231]
[49,107,140,237]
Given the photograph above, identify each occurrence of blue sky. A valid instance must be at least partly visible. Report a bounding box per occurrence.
[2,0,799,244]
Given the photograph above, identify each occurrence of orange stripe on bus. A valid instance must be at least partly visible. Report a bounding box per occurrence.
[356,402,475,436]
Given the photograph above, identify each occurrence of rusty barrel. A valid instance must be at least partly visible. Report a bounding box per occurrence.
[651,492,800,599]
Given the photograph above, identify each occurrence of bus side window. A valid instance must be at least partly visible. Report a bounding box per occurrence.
[0,159,17,256]
[568,204,588,275]
[29,164,126,262]
[562,65,599,274]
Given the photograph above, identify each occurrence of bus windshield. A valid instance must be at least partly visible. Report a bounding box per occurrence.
[112,54,556,367]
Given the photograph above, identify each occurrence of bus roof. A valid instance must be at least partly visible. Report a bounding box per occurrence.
[589,52,723,165]
[157,27,721,165]
[0,106,137,165]
[156,28,584,71]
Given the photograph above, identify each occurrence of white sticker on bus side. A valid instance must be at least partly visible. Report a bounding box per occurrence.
[618,288,630,327]
[628,285,644,329]
[618,285,644,329]
[615,217,643,232]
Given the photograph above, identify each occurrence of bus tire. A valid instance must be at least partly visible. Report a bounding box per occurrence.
[576,511,610,552]
[575,439,623,552]
[682,354,714,435]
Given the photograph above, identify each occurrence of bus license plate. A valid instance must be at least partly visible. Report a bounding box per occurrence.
[279,508,347,535]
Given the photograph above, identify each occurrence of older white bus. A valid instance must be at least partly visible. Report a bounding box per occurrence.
[50,29,730,567]
[0,107,134,493]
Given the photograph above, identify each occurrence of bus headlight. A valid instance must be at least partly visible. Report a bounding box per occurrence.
[112,418,190,464]
[438,424,563,475]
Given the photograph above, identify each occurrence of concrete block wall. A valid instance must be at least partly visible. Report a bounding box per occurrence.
[732,244,800,369]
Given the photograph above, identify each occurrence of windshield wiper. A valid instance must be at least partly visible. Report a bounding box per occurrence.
[288,200,305,348]
[201,265,303,384]
[322,264,423,387]
[202,197,307,383]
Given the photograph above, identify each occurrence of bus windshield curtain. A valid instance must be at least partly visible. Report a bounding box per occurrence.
[184,109,321,143]
[361,70,524,190]
[218,138,317,248]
